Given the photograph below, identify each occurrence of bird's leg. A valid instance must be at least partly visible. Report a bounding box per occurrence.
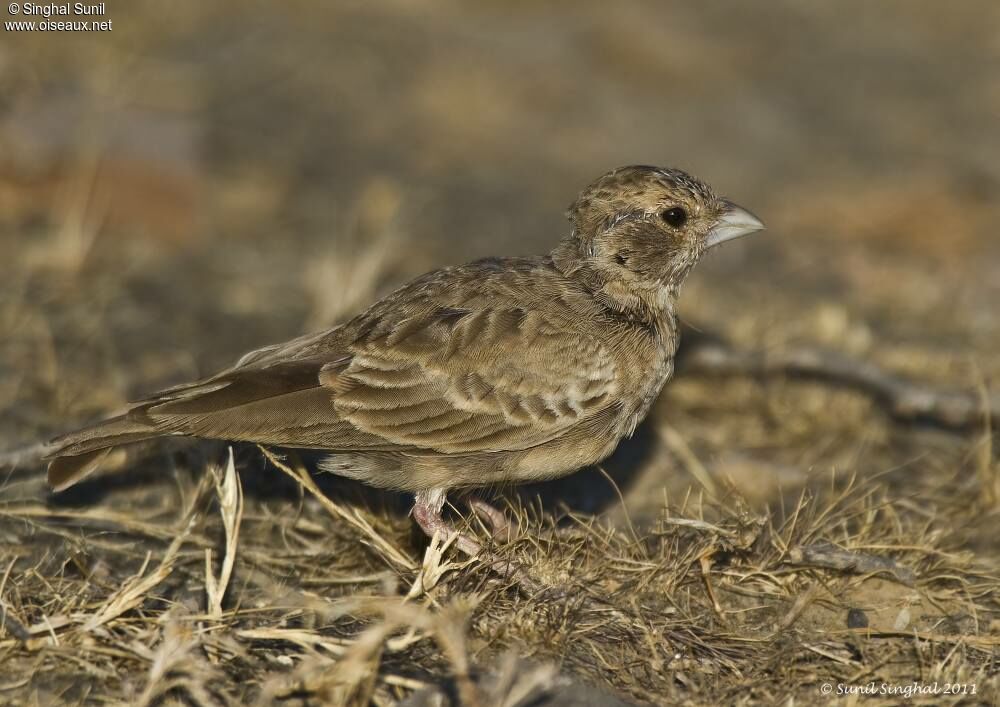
[411,488,483,557]
[467,497,513,543]
[412,490,589,603]
[412,489,535,592]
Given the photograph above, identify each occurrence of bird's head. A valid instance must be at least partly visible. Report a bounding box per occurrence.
[555,165,764,298]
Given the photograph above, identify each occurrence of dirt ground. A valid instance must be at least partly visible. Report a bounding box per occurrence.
[1,2,999,705]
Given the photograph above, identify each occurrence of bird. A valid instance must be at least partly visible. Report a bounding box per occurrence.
[44,165,763,555]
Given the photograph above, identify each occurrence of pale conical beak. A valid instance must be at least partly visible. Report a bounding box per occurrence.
[706,200,765,249]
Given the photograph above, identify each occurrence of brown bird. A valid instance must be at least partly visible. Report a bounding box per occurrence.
[45,165,763,554]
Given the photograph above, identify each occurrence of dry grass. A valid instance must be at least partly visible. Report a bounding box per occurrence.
[3,2,1000,704]
[0,437,998,704]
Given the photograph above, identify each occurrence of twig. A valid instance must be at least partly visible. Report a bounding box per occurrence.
[786,541,916,585]
[699,553,725,621]
[677,330,998,429]
[775,583,822,633]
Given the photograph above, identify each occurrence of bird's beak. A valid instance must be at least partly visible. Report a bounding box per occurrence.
[706,200,765,249]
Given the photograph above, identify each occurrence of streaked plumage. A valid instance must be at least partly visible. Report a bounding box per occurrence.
[46,165,763,548]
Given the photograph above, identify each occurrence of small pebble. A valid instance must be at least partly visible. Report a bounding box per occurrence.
[846,608,869,629]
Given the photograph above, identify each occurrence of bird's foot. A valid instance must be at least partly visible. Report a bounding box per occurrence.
[467,497,514,543]
[411,490,614,606]
[412,488,532,588]
[412,488,484,558]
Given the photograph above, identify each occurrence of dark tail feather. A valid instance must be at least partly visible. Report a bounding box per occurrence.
[46,414,161,491]
[45,360,333,491]
[48,448,114,491]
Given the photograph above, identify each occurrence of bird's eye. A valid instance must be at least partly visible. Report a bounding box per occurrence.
[660,207,687,228]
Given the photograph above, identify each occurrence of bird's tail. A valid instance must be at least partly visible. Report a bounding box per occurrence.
[45,415,162,491]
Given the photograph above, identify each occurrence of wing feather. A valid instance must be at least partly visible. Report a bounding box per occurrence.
[47,258,624,492]
[329,304,618,453]
[102,260,618,457]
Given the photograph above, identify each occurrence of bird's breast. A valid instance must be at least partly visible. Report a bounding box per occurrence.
[615,314,679,439]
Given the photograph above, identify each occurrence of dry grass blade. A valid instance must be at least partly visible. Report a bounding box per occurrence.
[258,445,415,571]
[134,618,230,707]
[404,531,473,602]
[82,515,196,633]
[655,423,719,499]
[236,627,349,655]
[658,516,737,539]
[260,598,480,707]
[205,447,244,620]
[0,505,188,540]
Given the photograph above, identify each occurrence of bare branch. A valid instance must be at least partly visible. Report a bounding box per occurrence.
[786,541,916,585]
[677,329,998,430]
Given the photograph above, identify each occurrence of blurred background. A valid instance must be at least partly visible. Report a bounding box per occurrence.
[2,0,999,516]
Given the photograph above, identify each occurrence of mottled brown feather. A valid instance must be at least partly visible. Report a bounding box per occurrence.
[46,165,759,493]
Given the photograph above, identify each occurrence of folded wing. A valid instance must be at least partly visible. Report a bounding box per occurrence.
[47,263,619,488]
[326,305,617,453]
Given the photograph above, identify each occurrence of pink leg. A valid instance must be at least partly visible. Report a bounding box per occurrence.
[468,497,513,543]
[412,488,483,557]
[412,489,533,589]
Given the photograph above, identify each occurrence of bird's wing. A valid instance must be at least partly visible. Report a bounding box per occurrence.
[111,358,388,450]
[105,257,620,455]
[46,260,620,491]
[323,304,618,453]
[130,302,617,454]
